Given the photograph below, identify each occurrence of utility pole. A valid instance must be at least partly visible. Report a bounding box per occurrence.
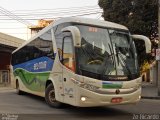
[158,0,160,96]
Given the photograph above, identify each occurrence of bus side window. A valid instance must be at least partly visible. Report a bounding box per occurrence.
[62,34,75,72]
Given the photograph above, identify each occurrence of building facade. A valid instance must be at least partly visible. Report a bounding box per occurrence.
[0,32,24,86]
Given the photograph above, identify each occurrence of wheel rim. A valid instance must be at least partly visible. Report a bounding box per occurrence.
[49,89,56,103]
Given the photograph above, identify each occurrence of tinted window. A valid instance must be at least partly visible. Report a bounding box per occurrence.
[54,23,71,35]
[62,35,75,71]
[54,23,72,61]
[12,30,54,65]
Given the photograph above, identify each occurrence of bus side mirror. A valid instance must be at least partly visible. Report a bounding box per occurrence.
[61,26,81,47]
[131,35,151,54]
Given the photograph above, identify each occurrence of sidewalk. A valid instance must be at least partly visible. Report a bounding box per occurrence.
[141,82,160,99]
[0,84,15,93]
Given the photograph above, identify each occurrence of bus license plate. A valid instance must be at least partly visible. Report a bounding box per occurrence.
[111,97,123,103]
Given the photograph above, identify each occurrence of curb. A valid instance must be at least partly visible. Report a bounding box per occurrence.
[141,96,160,100]
[0,87,14,90]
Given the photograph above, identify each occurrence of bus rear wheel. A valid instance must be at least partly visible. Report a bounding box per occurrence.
[45,84,62,108]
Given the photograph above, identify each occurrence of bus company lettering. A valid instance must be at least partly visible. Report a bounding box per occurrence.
[34,61,47,70]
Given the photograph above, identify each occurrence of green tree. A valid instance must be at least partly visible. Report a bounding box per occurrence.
[98,0,158,37]
[98,0,158,67]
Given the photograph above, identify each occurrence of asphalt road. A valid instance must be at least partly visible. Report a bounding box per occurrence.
[0,88,160,120]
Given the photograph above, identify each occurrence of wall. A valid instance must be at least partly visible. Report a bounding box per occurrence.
[0,52,11,70]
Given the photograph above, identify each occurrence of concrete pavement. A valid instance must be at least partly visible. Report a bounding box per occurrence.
[142,82,160,99]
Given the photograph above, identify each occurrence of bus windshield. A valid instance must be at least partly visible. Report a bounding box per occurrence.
[76,25,139,81]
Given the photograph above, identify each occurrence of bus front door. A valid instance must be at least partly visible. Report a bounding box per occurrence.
[62,34,76,105]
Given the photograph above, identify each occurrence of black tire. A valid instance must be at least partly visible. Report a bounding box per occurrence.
[45,84,62,108]
[16,81,23,95]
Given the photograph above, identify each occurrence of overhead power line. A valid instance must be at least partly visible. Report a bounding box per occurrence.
[0,27,27,29]
[0,11,102,20]
[11,8,101,16]
[0,6,102,19]
[0,5,102,29]
[96,14,102,19]
[0,9,102,18]
[11,5,100,12]
[0,5,101,18]
[0,6,34,26]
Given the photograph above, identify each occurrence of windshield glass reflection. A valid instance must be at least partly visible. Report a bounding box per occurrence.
[76,25,139,80]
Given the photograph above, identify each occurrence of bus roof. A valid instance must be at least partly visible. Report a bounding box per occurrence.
[52,17,128,30]
[12,17,128,53]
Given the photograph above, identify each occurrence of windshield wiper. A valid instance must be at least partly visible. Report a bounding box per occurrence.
[109,43,116,68]
[115,44,120,66]
[101,43,116,76]
[115,46,132,75]
[81,37,95,60]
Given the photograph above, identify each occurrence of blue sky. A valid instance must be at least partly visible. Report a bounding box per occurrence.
[0,0,101,40]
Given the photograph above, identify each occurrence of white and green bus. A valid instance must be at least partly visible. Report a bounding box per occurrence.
[11,17,151,108]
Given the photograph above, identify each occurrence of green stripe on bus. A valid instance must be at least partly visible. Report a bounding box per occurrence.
[14,68,50,92]
[102,84,122,89]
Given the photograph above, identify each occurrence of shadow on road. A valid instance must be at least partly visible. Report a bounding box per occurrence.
[64,106,132,119]
[20,92,132,119]
[0,90,134,120]
[1,89,159,120]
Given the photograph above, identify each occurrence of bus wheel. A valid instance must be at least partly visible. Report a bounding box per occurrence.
[45,84,62,108]
[16,81,23,95]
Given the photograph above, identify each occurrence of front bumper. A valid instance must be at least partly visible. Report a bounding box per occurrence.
[75,87,141,107]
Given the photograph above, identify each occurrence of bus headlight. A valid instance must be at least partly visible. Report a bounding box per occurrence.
[80,96,86,102]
